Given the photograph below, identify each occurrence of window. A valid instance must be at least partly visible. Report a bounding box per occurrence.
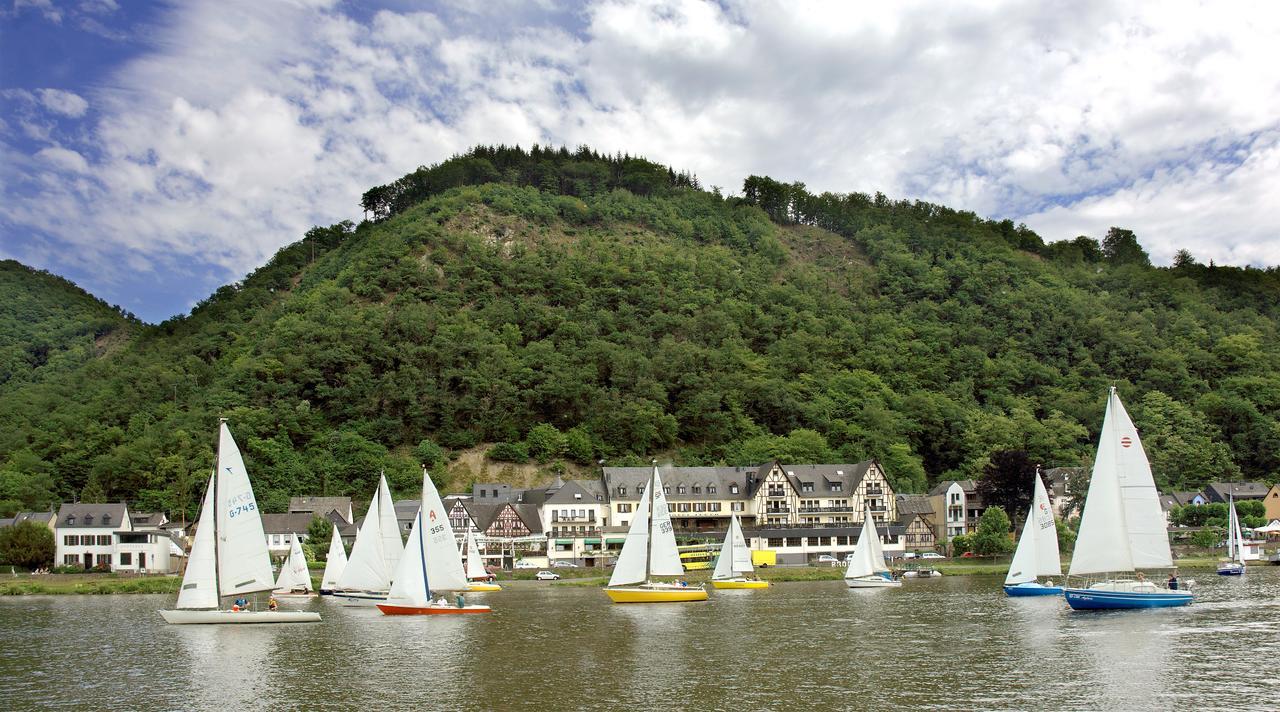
[574,493,582,500]
[694,503,706,512]
[618,503,632,513]
[102,513,111,525]
[65,515,76,525]
[709,502,722,511]
[786,537,802,547]
[708,486,716,494]
[729,484,739,494]
[768,538,783,547]
[801,482,814,493]
[97,535,111,546]
[663,486,671,495]
[620,520,629,528]
[84,515,94,525]
[831,482,842,492]
[96,554,111,567]
[64,535,77,546]
[617,486,627,497]
[119,553,132,566]
[637,485,645,496]
[731,502,744,512]
[64,554,78,564]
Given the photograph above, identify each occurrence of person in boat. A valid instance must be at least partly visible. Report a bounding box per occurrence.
[1167,571,1178,590]
[232,596,248,611]
[1135,572,1145,582]
[268,596,278,611]
[436,596,449,607]
[455,593,466,608]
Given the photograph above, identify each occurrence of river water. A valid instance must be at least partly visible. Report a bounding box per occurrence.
[1,570,1277,711]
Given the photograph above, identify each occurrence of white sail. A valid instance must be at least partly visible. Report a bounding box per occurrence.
[465,529,488,580]
[336,487,391,591]
[387,507,429,607]
[274,533,312,591]
[214,422,275,597]
[1005,503,1039,585]
[176,474,218,609]
[730,514,753,574]
[1070,388,1174,576]
[376,474,404,576]
[1228,496,1245,564]
[320,524,347,590]
[1031,473,1062,576]
[609,485,652,587]
[387,470,468,605]
[845,511,888,578]
[712,513,753,580]
[647,468,685,576]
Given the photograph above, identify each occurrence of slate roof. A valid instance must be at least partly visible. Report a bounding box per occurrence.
[1169,491,1206,506]
[544,480,608,505]
[896,495,935,516]
[779,462,877,496]
[602,466,764,501]
[56,503,129,529]
[1159,493,1179,512]
[1203,482,1270,502]
[130,511,167,528]
[260,513,315,535]
[289,496,353,522]
[927,480,976,497]
[12,511,55,528]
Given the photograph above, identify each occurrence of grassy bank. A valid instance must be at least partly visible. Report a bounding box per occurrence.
[0,574,181,596]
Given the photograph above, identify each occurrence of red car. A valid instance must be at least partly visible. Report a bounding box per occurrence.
[961,552,975,558]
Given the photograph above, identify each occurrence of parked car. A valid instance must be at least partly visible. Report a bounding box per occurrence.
[902,552,918,559]
[816,554,840,566]
[961,552,975,558]
[535,570,561,581]
[514,560,540,569]
[920,552,945,560]
[551,561,579,568]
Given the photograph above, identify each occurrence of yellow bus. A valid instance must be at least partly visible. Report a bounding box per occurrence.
[677,543,718,570]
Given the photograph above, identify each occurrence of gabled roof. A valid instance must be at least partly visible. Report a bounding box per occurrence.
[12,511,55,528]
[289,496,353,522]
[544,480,607,505]
[927,480,976,496]
[130,511,167,528]
[602,466,764,501]
[1158,493,1179,512]
[896,494,934,516]
[513,504,543,535]
[56,503,129,529]
[1169,491,1206,506]
[779,462,877,496]
[1203,482,1270,502]
[259,513,315,536]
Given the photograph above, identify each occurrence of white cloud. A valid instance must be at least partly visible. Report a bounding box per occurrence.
[36,89,89,118]
[3,0,1280,321]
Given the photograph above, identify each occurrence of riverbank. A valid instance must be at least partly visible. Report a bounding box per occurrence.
[0,573,181,595]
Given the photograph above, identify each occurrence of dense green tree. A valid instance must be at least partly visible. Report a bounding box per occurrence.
[0,521,55,569]
[976,451,1037,528]
[971,506,1015,556]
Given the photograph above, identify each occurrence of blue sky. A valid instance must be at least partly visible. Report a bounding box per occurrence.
[3,0,1279,323]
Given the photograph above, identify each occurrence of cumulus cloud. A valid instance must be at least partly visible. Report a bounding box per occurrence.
[2,0,1280,320]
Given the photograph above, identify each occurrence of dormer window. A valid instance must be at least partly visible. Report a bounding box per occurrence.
[831,483,842,492]
[801,482,814,493]
[677,486,686,494]
[692,485,701,494]
[729,484,738,494]
[574,493,582,500]
[637,485,645,495]
[84,514,94,525]
[709,485,716,494]
[66,515,76,525]
[102,514,111,525]
[663,486,671,495]
[617,486,627,496]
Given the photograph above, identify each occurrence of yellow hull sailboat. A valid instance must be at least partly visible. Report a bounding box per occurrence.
[710,513,769,590]
[604,463,707,604]
[463,529,503,592]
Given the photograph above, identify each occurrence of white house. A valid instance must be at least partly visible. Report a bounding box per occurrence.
[54,503,177,573]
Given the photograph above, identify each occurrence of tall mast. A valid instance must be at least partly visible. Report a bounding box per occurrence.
[212,418,224,603]
[645,462,656,583]
[420,466,431,599]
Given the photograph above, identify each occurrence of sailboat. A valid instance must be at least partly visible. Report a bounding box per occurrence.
[318,524,347,595]
[605,465,708,603]
[158,421,321,624]
[844,505,901,588]
[377,468,491,615]
[272,532,316,598]
[332,473,404,605]
[1064,388,1192,609]
[711,514,767,589]
[464,529,502,591]
[1217,495,1246,576]
[1003,472,1063,596]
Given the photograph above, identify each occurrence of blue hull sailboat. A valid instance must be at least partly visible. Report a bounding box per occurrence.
[1217,494,1246,576]
[1064,388,1191,610]
[1003,470,1062,597]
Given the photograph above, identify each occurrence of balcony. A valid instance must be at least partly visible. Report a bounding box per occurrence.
[797,506,854,513]
[865,487,884,495]
[867,505,887,513]
[551,513,597,523]
[766,491,788,499]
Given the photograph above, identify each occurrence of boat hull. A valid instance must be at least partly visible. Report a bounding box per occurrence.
[711,578,769,589]
[466,583,503,592]
[376,603,491,615]
[845,576,902,588]
[1003,582,1064,597]
[1064,587,1192,609]
[605,586,709,603]
[331,591,388,606]
[158,609,321,624]
[1216,563,1245,576]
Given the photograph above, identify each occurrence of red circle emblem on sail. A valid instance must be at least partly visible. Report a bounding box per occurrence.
[1120,436,1133,448]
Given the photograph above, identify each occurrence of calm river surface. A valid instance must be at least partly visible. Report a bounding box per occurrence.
[2,571,1278,711]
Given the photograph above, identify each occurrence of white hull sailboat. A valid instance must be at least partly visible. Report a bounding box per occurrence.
[273,532,316,599]
[378,468,491,615]
[711,514,767,589]
[1064,388,1191,610]
[158,421,320,624]
[1003,471,1063,596]
[318,523,348,595]
[845,506,901,588]
[605,465,707,603]
[332,473,403,606]
[1217,494,1246,576]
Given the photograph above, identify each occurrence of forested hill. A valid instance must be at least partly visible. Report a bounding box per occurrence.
[0,260,133,390]
[1,145,1278,519]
